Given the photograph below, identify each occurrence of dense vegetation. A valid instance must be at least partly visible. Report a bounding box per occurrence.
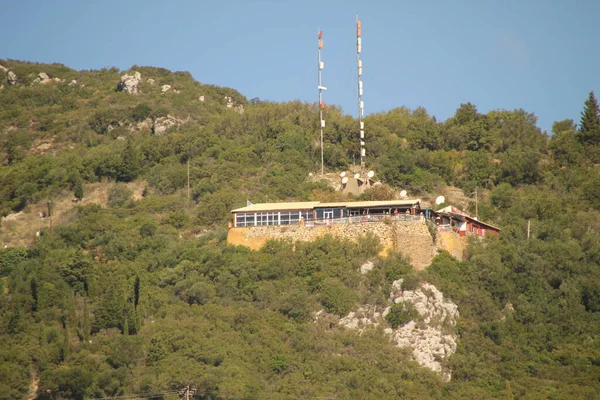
[1,60,600,399]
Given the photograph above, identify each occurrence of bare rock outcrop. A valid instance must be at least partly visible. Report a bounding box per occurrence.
[32,72,62,85]
[7,70,18,85]
[384,280,458,381]
[152,115,189,135]
[161,84,171,93]
[117,71,142,94]
[339,279,459,381]
[0,65,6,90]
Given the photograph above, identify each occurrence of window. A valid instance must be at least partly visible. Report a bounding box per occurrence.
[235,213,256,227]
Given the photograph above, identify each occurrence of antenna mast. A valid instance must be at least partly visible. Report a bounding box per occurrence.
[318,29,326,177]
[356,15,365,173]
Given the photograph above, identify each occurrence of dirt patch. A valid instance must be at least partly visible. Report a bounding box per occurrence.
[1,181,147,248]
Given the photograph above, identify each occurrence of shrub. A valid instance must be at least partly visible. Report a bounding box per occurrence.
[319,277,358,316]
[161,210,189,228]
[139,221,157,238]
[386,301,419,328]
[131,103,152,122]
[108,184,133,208]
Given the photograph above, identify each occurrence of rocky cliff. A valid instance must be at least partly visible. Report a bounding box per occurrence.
[339,278,459,381]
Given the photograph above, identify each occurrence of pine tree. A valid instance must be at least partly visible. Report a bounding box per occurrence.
[578,91,600,146]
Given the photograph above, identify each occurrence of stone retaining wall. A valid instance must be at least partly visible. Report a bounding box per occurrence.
[227,218,438,270]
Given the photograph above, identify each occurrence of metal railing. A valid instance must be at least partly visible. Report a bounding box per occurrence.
[305,214,422,227]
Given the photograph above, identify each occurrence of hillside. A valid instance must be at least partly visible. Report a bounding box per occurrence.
[2,60,600,399]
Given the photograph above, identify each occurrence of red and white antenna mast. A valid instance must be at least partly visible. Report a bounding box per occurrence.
[318,29,326,177]
[356,15,365,173]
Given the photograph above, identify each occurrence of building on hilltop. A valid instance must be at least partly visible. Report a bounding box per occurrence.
[230,199,422,228]
[227,199,500,268]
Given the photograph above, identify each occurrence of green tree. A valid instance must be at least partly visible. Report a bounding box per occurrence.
[117,139,142,182]
[73,179,84,201]
[578,91,600,146]
[549,119,582,166]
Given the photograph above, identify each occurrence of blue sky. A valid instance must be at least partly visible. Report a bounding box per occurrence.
[1,0,598,133]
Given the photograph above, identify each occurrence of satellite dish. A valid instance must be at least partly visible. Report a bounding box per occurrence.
[367,170,375,178]
[341,177,349,184]
[400,190,407,198]
[435,195,446,205]
[340,171,346,178]
[354,173,360,179]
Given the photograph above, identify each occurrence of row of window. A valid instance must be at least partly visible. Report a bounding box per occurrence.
[235,211,315,227]
[234,208,414,227]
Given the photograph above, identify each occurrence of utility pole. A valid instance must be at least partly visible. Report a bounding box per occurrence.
[47,200,53,235]
[317,29,326,177]
[475,187,478,220]
[187,159,190,204]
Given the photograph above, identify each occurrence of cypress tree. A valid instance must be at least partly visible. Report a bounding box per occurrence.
[117,138,141,182]
[134,276,140,309]
[578,91,600,146]
[73,179,84,201]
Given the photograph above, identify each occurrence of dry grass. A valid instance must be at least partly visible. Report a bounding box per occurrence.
[1,181,146,248]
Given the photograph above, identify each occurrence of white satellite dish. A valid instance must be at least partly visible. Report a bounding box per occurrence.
[400,190,407,198]
[435,195,446,205]
[367,170,375,178]
[354,173,360,179]
[340,171,346,178]
[341,177,348,184]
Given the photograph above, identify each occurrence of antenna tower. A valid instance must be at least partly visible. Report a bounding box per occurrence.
[356,15,365,173]
[317,30,326,176]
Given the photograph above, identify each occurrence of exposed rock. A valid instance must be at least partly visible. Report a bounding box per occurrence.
[117,71,142,94]
[32,72,54,85]
[339,305,380,332]
[0,65,8,73]
[225,96,234,108]
[68,80,77,86]
[360,261,374,275]
[199,95,205,102]
[134,118,153,132]
[147,78,155,85]
[501,302,514,321]
[234,104,244,114]
[339,280,459,381]
[152,115,189,135]
[7,71,18,85]
[161,84,171,93]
